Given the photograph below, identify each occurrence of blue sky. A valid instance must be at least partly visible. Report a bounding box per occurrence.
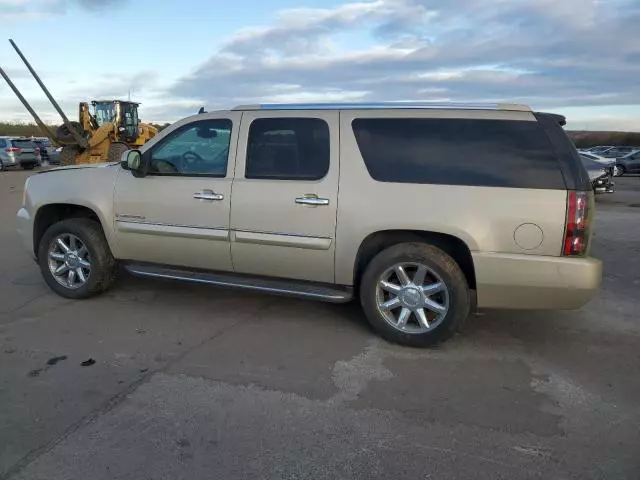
[1,0,639,130]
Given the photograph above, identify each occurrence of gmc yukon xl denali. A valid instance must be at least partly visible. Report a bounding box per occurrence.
[16,102,602,346]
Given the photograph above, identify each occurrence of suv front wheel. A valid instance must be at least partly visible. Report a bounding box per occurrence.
[360,243,470,347]
[38,218,116,299]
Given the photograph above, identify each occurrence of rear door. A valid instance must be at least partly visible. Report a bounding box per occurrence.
[230,110,340,284]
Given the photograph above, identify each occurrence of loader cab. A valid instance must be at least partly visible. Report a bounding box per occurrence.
[91,101,116,127]
[90,100,140,143]
[117,101,140,143]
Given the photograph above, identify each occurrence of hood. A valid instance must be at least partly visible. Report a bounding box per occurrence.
[37,162,119,174]
[584,164,607,181]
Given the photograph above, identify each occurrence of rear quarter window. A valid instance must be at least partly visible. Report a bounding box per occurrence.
[351,117,566,189]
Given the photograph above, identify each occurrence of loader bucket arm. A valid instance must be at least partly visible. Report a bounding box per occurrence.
[8,39,88,149]
[0,64,59,145]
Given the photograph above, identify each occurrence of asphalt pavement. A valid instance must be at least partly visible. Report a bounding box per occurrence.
[0,169,638,479]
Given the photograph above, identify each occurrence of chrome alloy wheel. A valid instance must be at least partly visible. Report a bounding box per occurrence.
[47,233,91,289]
[375,262,450,334]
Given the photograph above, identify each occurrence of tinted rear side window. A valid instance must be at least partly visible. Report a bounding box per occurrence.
[351,118,566,189]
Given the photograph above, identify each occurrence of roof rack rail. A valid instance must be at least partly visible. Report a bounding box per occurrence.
[232,101,532,112]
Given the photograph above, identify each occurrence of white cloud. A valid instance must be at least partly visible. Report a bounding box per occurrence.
[2,0,639,130]
[169,0,640,129]
[0,0,126,20]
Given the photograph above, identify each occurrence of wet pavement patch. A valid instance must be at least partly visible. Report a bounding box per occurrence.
[46,356,67,366]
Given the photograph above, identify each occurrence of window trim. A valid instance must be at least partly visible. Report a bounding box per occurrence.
[145,118,233,178]
[244,117,331,181]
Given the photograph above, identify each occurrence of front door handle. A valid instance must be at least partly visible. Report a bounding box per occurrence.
[193,189,224,201]
[295,194,330,206]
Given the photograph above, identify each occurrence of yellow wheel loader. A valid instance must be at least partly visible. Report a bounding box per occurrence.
[0,39,158,166]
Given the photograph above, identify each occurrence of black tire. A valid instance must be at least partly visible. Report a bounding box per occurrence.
[60,146,80,166]
[38,218,116,299]
[615,165,625,176]
[22,164,35,170]
[360,242,470,347]
[107,142,129,163]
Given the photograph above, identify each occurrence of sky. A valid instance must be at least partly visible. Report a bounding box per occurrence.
[1,0,639,131]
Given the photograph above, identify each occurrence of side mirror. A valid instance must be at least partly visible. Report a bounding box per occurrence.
[121,149,148,177]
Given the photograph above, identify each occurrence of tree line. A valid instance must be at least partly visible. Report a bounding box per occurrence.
[0,122,172,138]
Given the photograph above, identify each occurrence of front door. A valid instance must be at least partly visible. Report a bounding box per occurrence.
[230,110,340,284]
[114,113,241,271]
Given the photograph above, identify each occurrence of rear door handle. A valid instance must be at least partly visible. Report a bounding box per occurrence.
[295,195,330,206]
[193,189,224,201]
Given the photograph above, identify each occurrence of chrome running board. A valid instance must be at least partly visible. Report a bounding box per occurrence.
[123,263,354,303]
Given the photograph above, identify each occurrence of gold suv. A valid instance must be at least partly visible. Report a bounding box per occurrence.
[16,102,602,346]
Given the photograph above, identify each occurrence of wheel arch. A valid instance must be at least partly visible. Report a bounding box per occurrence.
[33,203,111,259]
[352,229,477,292]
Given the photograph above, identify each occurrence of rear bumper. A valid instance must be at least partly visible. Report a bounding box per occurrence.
[472,252,602,310]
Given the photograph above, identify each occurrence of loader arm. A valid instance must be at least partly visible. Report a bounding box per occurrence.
[8,39,88,149]
[0,64,60,146]
[87,122,115,149]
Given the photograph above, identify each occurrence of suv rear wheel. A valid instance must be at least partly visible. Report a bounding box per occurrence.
[360,242,470,347]
[38,218,116,299]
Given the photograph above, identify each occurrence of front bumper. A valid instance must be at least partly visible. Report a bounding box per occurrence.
[472,252,602,310]
[16,207,35,260]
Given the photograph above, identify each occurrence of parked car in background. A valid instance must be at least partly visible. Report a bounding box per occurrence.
[32,139,49,163]
[579,151,619,176]
[580,154,614,194]
[0,137,40,170]
[32,138,60,165]
[614,150,640,176]
[16,102,602,347]
[600,146,639,158]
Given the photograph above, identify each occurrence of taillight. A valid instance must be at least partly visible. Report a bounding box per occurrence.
[563,191,591,256]
[5,147,21,154]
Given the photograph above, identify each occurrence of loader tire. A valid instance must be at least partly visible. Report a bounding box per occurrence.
[107,142,129,164]
[60,146,80,166]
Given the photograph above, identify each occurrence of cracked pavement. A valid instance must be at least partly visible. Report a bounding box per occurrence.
[0,171,639,479]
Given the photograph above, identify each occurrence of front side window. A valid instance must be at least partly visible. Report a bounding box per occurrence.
[245,118,330,180]
[148,119,232,176]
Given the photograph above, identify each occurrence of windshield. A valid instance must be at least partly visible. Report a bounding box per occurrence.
[580,155,605,170]
[93,102,116,127]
